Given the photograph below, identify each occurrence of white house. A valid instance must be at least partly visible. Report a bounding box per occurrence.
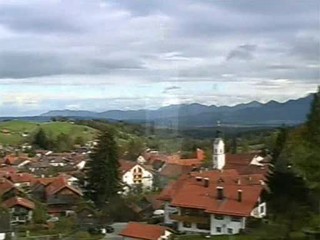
[158,170,267,235]
[120,160,154,191]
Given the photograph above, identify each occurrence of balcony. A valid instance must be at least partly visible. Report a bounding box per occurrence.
[169,213,210,224]
[47,196,79,205]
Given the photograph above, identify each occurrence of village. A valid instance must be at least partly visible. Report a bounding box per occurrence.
[0,125,272,240]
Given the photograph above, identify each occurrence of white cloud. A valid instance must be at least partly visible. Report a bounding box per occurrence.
[0,0,319,115]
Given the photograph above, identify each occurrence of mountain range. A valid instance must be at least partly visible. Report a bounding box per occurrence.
[40,94,314,127]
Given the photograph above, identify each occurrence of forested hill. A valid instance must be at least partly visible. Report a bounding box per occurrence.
[41,94,313,127]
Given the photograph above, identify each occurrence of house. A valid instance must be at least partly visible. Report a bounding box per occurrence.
[165,148,205,167]
[3,154,29,166]
[157,164,196,189]
[212,131,270,175]
[76,206,98,226]
[0,209,11,240]
[2,197,35,224]
[0,178,23,201]
[158,169,266,235]
[6,172,36,188]
[119,222,173,240]
[120,160,154,191]
[31,177,57,202]
[45,177,83,216]
[225,153,271,175]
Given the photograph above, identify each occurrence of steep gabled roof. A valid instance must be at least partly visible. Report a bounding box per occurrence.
[45,177,82,197]
[2,197,35,210]
[0,177,15,195]
[119,160,136,174]
[119,160,153,176]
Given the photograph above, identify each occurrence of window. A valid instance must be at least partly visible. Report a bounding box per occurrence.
[227,228,233,234]
[216,227,222,233]
[197,223,210,230]
[231,216,241,222]
[215,214,224,220]
[183,222,191,228]
[260,205,265,214]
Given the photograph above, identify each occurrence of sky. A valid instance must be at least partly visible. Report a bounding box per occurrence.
[0,0,319,116]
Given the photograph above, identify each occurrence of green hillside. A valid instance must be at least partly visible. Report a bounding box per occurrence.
[0,121,97,146]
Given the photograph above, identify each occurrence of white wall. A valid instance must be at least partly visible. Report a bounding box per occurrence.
[251,202,267,218]
[122,165,153,189]
[177,222,210,234]
[164,202,178,224]
[213,139,225,170]
[210,214,245,235]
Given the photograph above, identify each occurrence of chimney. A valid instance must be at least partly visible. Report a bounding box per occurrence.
[237,179,241,185]
[197,148,205,161]
[237,189,242,202]
[216,186,224,200]
[204,178,209,188]
[196,176,202,182]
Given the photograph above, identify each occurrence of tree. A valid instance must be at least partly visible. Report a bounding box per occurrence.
[32,128,51,149]
[305,86,320,146]
[124,138,145,160]
[74,136,85,146]
[272,126,288,163]
[86,130,121,208]
[54,133,72,152]
[266,156,311,238]
[33,202,47,224]
[266,126,312,238]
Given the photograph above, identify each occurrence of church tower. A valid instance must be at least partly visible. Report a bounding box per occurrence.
[213,123,225,170]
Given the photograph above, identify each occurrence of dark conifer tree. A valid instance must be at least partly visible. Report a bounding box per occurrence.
[33,128,50,149]
[86,130,120,208]
[272,126,288,163]
[306,86,320,146]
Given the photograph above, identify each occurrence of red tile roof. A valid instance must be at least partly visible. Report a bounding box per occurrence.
[119,160,136,173]
[224,153,270,175]
[3,155,19,165]
[159,163,195,178]
[165,158,203,166]
[33,177,57,186]
[225,153,256,165]
[119,222,171,240]
[158,170,265,217]
[46,177,82,197]
[119,160,153,176]
[0,177,15,195]
[8,173,36,183]
[145,194,164,210]
[2,197,35,210]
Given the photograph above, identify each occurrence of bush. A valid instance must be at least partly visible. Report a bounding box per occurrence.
[74,231,92,239]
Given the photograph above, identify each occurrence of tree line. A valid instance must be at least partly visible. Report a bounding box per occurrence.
[267,87,320,238]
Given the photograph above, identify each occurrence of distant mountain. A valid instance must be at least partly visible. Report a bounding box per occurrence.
[41,94,314,127]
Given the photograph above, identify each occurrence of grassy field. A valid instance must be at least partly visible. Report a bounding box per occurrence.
[0,121,97,146]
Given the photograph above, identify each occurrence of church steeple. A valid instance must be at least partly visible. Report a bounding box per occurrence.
[213,121,225,170]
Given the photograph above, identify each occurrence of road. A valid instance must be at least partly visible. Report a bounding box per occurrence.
[103,222,128,239]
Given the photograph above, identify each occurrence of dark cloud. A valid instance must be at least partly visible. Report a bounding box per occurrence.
[226,44,257,61]
[0,51,144,78]
[162,86,181,93]
[0,3,84,33]
[0,0,319,116]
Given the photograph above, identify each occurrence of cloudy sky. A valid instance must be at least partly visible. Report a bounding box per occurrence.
[0,0,319,116]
